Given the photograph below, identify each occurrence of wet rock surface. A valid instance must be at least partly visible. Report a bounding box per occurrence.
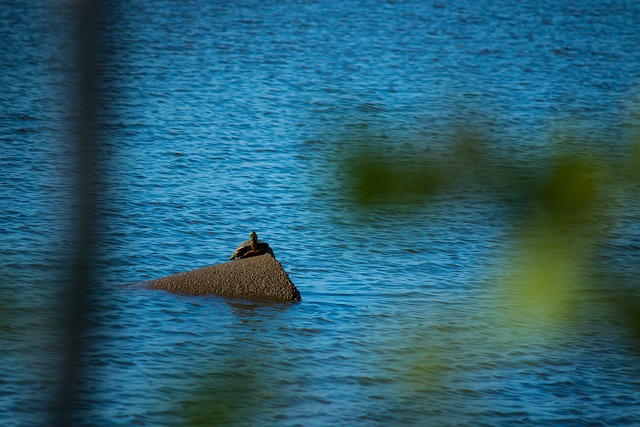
[144,254,301,302]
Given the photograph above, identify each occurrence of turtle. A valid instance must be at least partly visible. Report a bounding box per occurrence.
[229,230,275,260]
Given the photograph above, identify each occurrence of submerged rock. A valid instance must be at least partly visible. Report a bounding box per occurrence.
[144,254,301,302]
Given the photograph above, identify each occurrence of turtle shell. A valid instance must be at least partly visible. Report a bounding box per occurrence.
[229,239,274,260]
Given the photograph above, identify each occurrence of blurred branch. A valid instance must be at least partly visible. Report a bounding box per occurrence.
[55,1,105,425]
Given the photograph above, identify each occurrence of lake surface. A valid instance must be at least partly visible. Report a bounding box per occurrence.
[2,1,640,425]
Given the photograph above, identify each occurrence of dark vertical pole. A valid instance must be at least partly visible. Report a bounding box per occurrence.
[55,1,100,425]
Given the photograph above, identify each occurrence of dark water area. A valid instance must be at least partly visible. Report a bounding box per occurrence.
[2,1,640,425]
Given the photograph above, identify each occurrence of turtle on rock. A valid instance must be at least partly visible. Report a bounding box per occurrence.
[229,231,275,260]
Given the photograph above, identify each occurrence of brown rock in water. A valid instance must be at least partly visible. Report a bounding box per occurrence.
[144,254,301,302]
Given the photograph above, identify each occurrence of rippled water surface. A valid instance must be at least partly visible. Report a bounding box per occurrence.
[2,1,640,425]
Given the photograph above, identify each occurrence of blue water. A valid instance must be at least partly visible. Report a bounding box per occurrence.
[2,1,640,425]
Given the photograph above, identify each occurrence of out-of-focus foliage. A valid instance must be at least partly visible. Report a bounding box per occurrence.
[183,369,260,426]
[179,302,282,426]
[338,124,640,345]
[350,150,441,205]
